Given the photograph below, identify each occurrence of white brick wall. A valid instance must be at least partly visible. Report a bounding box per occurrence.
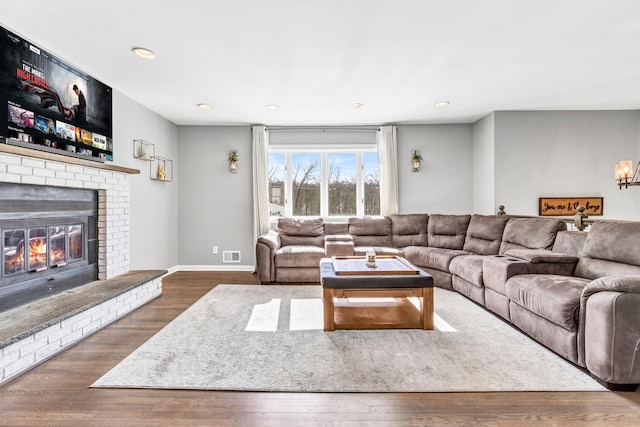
[0,277,162,385]
[0,152,131,279]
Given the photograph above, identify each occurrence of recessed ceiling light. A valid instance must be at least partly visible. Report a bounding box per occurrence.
[266,104,280,110]
[131,47,156,59]
[434,101,450,108]
[351,103,364,109]
[197,103,213,110]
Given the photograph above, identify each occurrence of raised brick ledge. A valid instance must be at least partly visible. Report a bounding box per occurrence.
[0,270,166,348]
[0,270,164,385]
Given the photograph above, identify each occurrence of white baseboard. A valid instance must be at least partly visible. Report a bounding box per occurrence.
[169,265,255,272]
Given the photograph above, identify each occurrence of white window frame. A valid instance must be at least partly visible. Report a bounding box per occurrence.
[269,144,379,221]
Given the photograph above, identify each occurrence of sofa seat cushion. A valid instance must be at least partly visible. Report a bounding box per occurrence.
[354,246,402,257]
[402,246,469,272]
[275,246,326,268]
[506,274,590,331]
[449,255,485,287]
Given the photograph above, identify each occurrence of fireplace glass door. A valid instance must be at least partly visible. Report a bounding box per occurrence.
[28,228,47,271]
[4,229,25,275]
[2,224,84,277]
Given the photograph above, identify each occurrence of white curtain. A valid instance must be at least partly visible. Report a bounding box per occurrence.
[252,125,270,240]
[377,125,399,216]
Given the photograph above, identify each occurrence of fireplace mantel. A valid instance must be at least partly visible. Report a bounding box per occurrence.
[0,143,140,175]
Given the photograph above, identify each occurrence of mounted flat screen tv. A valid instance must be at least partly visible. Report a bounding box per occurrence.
[0,25,113,161]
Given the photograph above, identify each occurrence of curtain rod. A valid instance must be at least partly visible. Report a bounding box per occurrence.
[265,126,380,132]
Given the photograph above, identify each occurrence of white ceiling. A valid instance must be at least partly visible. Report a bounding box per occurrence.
[3,0,640,126]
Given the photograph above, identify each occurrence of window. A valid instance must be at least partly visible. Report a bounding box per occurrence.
[291,153,321,216]
[268,148,380,219]
[363,152,380,215]
[328,153,357,216]
[268,153,285,217]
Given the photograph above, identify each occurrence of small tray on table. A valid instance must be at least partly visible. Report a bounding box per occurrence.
[331,256,420,276]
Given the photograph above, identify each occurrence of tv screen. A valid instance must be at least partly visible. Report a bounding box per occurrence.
[0,25,113,161]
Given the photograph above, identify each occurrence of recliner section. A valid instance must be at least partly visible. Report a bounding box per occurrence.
[255,214,640,389]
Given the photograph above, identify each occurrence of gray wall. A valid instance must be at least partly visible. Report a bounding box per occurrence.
[494,111,640,219]
[397,125,473,214]
[177,126,254,267]
[148,112,640,269]
[472,113,496,214]
[112,90,179,270]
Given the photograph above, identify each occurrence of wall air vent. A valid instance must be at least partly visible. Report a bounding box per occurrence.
[222,250,241,263]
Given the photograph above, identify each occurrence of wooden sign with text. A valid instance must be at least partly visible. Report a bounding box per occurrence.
[539,197,603,216]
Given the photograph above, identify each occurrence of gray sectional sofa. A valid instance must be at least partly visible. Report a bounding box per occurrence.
[255,214,640,390]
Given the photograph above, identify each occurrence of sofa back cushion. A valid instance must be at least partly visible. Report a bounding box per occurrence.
[427,214,471,250]
[499,218,566,254]
[463,214,510,255]
[325,222,348,235]
[574,220,640,279]
[582,220,640,265]
[390,214,428,248]
[278,218,325,247]
[552,231,587,257]
[348,217,393,247]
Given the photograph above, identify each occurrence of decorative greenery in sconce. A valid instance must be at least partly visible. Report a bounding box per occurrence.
[228,150,238,173]
[411,149,423,172]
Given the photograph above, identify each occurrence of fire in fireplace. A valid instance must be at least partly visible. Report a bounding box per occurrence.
[4,224,84,275]
[0,183,98,312]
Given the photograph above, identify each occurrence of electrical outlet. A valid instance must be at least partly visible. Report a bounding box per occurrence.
[212,246,219,255]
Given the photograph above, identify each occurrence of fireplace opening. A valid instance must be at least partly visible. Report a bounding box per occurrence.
[0,183,98,312]
[4,224,84,275]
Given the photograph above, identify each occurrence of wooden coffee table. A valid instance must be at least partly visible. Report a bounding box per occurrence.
[320,256,434,331]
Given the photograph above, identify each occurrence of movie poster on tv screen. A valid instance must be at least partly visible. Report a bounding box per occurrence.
[0,25,113,160]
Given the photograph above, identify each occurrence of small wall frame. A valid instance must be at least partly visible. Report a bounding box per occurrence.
[133,139,155,160]
[150,156,173,182]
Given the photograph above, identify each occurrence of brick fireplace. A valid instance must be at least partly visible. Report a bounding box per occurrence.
[0,143,163,385]
[0,146,132,281]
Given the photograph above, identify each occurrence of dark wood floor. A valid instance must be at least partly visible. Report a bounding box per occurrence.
[1,271,639,426]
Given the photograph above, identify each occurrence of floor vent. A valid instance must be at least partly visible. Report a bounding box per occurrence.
[223,251,241,263]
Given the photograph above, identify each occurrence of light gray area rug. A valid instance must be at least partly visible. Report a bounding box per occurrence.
[92,285,604,392]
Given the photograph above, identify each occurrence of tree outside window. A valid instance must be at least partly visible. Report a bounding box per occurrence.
[328,153,357,216]
[364,152,380,215]
[292,153,320,216]
[268,149,379,218]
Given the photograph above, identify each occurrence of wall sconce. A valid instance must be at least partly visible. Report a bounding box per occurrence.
[228,150,238,173]
[615,160,640,189]
[411,149,423,172]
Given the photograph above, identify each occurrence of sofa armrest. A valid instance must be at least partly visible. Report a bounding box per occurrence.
[483,254,578,296]
[258,229,281,251]
[504,249,579,264]
[483,255,530,295]
[582,275,640,297]
[256,229,281,283]
[578,275,640,388]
